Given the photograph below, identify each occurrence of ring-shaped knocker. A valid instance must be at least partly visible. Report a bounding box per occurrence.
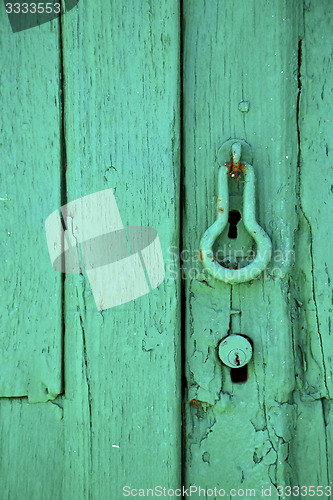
[199,142,272,284]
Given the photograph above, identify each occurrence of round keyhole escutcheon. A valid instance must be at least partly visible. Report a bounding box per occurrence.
[218,335,253,368]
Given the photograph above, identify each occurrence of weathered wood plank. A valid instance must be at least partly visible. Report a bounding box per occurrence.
[0,9,62,400]
[60,1,181,497]
[293,0,333,399]
[183,0,305,493]
[289,0,333,488]
[289,394,328,488]
[0,398,64,500]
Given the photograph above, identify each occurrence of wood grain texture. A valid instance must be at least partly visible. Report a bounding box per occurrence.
[60,1,181,497]
[290,0,333,486]
[2,0,333,497]
[0,398,64,500]
[182,0,311,493]
[294,0,333,399]
[0,8,62,400]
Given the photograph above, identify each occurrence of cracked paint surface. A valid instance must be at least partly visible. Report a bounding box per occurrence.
[183,0,333,493]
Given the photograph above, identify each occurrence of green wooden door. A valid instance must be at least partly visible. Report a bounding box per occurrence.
[1,1,333,498]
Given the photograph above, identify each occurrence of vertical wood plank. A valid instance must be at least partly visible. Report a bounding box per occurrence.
[60,2,181,497]
[290,0,333,487]
[0,13,65,500]
[294,0,333,399]
[0,9,62,400]
[0,399,64,500]
[183,0,305,492]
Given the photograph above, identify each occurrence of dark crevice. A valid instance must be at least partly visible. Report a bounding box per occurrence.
[296,37,329,398]
[321,399,330,484]
[80,314,93,492]
[228,288,233,334]
[296,39,302,155]
[296,37,302,204]
[0,396,27,401]
[59,9,67,396]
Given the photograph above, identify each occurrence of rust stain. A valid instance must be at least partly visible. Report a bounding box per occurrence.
[225,160,247,183]
[189,399,211,409]
[199,249,203,263]
[190,399,202,408]
[189,399,212,418]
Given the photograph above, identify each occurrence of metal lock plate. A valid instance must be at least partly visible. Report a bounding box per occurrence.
[199,141,272,284]
[218,334,253,368]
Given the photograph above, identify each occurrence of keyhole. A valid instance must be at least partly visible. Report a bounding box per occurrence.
[231,364,248,383]
[228,210,241,239]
